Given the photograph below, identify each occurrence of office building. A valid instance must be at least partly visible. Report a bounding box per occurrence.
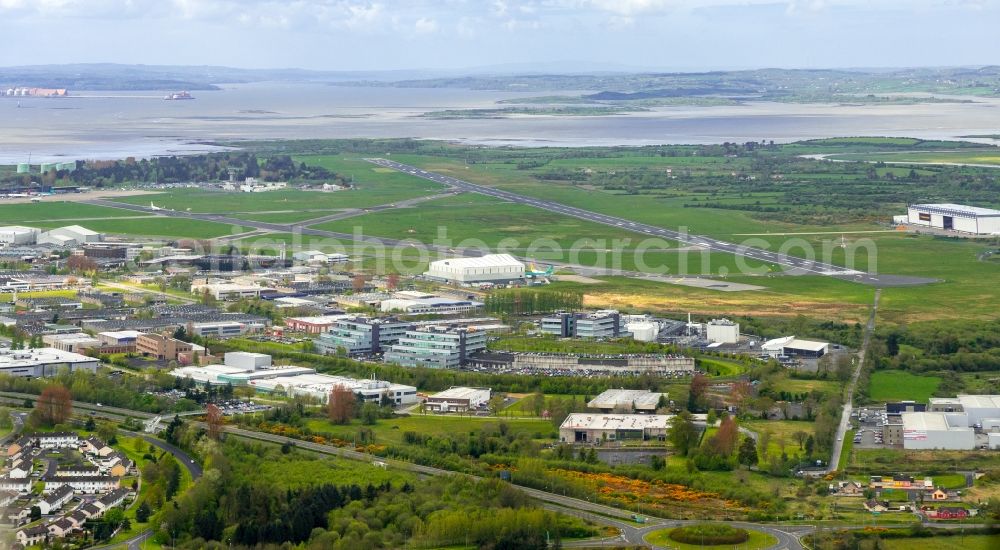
[559,414,673,444]
[314,317,413,355]
[0,348,99,378]
[587,389,666,413]
[424,387,491,413]
[384,326,487,369]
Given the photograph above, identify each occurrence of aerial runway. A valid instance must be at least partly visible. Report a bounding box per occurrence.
[366,158,936,287]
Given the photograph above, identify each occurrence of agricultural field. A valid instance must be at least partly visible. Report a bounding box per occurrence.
[879,534,1000,550]
[868,370,942,403]
[304,413,557,447]
[828,150,1000,167]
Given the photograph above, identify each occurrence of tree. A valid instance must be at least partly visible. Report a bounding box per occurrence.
[793,430,809,450]
[804,434,815,457]
[386,273,400,291]
[84,416,96,431]
[708,415,739,457]
[34,385,73,426]
[97,420,118,443]
[687,373,709,412]
[359,402,380,425]
[488,394,506,416]
[668,412,699,456]
[327,385,356,424]
[352,274,366,293]
[29,505,41,521]
[135,502,151,523]
[205,404,224,440]
[67,254,98,273]
[737,436,758,470]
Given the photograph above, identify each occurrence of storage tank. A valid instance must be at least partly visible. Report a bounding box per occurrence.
[16,163,30,174]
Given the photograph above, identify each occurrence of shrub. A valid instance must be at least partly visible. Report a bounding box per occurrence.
[669,524,749,546]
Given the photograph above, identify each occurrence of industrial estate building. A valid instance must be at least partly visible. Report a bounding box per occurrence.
[314,316,413,355]
[761,335,829,358]
[384,326,487,369]
[541,310,630,339]
[706,319,740,344]
[905,203,1000,235]
[587,389,666,413]
[559,414,673,443]
[424,254,525,284]
[883,394,1000,450]
[424,386,492,413]
[380,291,484,315]
[0,348,100,377]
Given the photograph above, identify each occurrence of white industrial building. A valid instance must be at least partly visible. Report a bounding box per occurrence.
[706,319,740,344]
[901,412,975,450]
[380,291,484,315]
[0,226,39,245]
[169,352,316,386]
[559,413,673,444]
[424,387,491,413]
[190,282,271,301]
[424,254,525,284]
[37,225,102,247]
[0,348,100,378]
[623,315,659,342]
[929,394,1000,427]
[249,372,418,405]
[587,389,666,413]
[42,333,101,353]
[761,335,829,358]
[906,203,1000,235]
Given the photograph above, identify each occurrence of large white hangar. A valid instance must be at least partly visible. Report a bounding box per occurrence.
[906,203,1000,235]
[424,254,525,284]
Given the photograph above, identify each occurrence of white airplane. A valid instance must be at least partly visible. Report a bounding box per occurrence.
[150,202,163,211]
[30,197,41,203]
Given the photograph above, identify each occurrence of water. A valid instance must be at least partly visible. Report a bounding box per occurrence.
[2,81,1000,163]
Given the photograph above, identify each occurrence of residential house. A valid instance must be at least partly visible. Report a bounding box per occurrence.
[33,432,80,449]
[16,524,49,547]
[107,454,134,477]
[78,502,103,519]
[8,460,30,479]
[80,436,111,456]
[66,509,89,528]
[96,487,130,511]
[0,490,16,508]
[38,485,74,515]
[5,436,32,459]
[55,465,100,477]
[0,476,32,494]
[863,500,889,513]
[42,475,120,494]
[931,488,950,501]
[47,516,77,538]
[3,505,31,525]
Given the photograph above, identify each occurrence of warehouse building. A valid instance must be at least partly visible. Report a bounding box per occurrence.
[424,387,492,413]
[0,226,39,245]
[37,225,102,247]
[249,372,418,405]
[901,412,975,450]
[761,335,829,358]
[559,414,673,444]
[906,203,1000,235]
[284,315,350,334]
[706,319,740,344]
[383,326,487,369]
[314,317,413,355]
[42,333,101,353]
[424,254,525,284]
[587,389,666,413]
[0,348,99,378]
[380,291,484,315]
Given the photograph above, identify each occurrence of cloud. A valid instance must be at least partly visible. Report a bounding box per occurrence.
[413,16,438,33]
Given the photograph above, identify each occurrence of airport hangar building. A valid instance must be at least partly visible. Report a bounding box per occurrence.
[906,203,1000,235]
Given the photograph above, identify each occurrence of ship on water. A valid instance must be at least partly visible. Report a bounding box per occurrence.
[164,91,194,100]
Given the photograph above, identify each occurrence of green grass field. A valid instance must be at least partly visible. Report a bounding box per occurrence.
[880,534,1000,550]
[305,414,557,446]
[26,217,252,239]
[868,370,942,402]
[829,150,1000,167]
[0,201,140,223]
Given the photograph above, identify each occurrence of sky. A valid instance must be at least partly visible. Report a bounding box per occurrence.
[0,0,997,71]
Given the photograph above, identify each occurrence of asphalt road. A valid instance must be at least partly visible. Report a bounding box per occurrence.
[365,158,941,287]
[827,288,881,474]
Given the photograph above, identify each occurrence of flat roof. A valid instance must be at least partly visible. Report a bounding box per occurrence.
[560,413,673,431]
[430,386,490,400]
[0,347,98,367]
[588,389,664,409]
[958,394,1000,409]
[429,254,524,269]
[786,338,829,352]
[902,412,969,432]
[911,203,1000,217]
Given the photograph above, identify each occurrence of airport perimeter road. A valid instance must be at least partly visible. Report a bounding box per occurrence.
[366,159,935,286]
[828,288,881,474]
